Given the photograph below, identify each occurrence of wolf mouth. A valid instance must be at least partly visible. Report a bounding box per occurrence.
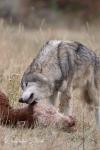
[27,96,38,105]
[30,100,38,106]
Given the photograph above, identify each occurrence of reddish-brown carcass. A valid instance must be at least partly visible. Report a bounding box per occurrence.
[0,91,75,129]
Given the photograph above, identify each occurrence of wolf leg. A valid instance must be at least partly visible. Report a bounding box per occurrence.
[59,89,74,116]
[86,80,100,128]
[95,104,100,128]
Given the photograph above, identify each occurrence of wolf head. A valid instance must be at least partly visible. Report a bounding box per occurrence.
[19,73,54,104]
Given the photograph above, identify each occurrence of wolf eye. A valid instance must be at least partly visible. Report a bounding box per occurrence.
[22,82,28,89]
[33,80,37,82]
[32,78,37,82]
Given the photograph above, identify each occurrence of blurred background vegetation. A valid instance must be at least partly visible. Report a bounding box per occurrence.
[0,1,100,150]
[0,0,100,28]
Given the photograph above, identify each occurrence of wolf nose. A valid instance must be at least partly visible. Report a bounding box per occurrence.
[19,98,24,103]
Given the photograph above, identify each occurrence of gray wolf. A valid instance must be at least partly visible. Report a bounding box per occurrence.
[19,40,100,128]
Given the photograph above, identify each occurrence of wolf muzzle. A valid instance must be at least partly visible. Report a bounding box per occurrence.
[19,93,34,104]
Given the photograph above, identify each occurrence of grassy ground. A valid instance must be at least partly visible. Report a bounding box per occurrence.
[0,20,100,150]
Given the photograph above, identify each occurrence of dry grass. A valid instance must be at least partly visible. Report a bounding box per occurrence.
[0,20,100,150]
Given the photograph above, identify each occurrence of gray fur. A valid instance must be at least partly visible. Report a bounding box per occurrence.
[20,40,100,128]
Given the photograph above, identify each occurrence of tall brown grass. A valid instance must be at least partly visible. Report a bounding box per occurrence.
[0,20,100,150]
